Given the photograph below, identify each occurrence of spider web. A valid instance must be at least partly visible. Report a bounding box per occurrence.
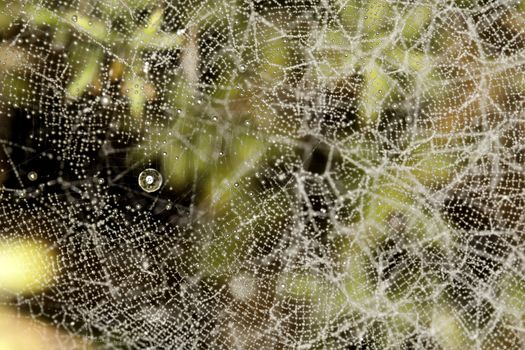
[0,0,524,348]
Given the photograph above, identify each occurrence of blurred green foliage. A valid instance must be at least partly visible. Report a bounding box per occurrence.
[0,0,524,348]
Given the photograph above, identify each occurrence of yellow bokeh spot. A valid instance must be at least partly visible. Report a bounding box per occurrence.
[0,307,92,350]
[0,241,56,294]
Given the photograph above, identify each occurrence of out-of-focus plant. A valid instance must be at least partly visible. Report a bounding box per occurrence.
[0,240,92,349]
[0,0,524,348]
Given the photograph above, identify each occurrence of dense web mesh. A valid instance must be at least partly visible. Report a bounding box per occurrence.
[0,0,524,348]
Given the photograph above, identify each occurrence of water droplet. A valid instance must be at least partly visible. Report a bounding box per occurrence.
[28,171,38,181]
[138,168,163,193]
[71,15,78,22]
[101,96,110,106]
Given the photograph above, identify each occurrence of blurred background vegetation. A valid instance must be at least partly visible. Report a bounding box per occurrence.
[0,0,525,349]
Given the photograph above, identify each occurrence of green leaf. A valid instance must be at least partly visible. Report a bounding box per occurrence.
[69,13,109,43]
[401,5,433,42]
[66,48,102,99]
[359,61,391,124]
[363,0,392,35]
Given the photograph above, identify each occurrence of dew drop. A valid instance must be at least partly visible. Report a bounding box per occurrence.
[101,96,110,106]
[138,168,163,193]
[28,171,38,181]
[71,15,78,22]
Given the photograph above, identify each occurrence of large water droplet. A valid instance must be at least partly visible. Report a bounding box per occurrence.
[28,171,38,181]
[138,168,162,193]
